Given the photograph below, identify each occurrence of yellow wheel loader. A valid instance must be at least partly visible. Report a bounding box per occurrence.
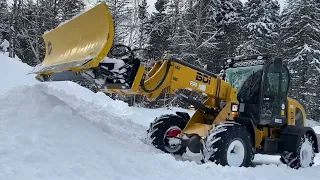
[30,2,319,169]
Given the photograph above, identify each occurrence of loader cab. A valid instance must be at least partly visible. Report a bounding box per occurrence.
[224,56,290,126]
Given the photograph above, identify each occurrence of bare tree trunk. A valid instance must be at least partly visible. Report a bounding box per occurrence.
[52,0,58,28]
[9,0,17,58]
[9,0,23,58]
[127,0,139,46]
[35,0,40,63]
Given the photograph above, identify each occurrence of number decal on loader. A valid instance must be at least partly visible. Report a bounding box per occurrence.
[199,84,206,91]
[190,81,197,87]
[196,72,211,85]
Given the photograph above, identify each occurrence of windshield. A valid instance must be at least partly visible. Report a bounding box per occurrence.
[225,65,264,90]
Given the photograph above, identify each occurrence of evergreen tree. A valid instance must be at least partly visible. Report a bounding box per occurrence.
[137,0,149,48]
[215,0,244,62]
[146,0,172,60]
[171,0,243,72]
[7,0,23,59]
[163,0,180,53]
[58,0,85,22]
[38,0,61,30]
[0,0,9,41]
[16,0,43,65]
[98,0,133,44]
[280,0,320,121]
[170,0,219,70]
[236,0,280,55]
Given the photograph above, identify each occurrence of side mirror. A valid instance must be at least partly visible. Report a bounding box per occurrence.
[273,57,283,73]
[110,44,131,58]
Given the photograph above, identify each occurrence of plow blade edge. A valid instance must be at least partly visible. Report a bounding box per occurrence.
[31,2,114,74]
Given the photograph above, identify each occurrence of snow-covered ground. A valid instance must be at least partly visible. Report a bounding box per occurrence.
[0,53,320,180]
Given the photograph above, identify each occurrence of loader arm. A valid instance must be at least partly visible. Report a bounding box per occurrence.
[108,55,235,101]
[105,54,239,137]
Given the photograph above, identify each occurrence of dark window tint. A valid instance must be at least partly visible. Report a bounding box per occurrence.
[295,108,303,127]
[237,70,262,104]
[264,72,280,98]
[264,64,289,100]
[280,67,289,98]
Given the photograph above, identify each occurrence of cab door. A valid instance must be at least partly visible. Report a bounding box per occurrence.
[260,59,290,125]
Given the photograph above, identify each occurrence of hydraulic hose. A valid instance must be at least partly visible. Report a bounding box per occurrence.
[140,59,171,93]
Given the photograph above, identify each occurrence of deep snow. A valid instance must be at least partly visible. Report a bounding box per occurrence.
[0,53,320,180]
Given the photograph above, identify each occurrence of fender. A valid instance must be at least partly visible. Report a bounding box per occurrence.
[234,117,256,151]
[175,111,190,122]
[279,125,319,153]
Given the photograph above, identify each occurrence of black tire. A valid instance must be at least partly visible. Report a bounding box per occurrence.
[202,121,254,167]
[146,114,188,155]
[280,133,316,169]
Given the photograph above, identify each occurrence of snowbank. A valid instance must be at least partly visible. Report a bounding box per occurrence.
[1,84,320,180]
[0,54,320,179]
[0,85,152,180]
[0,54,36,92]
[313,126,320,134]
[308,120,320,127]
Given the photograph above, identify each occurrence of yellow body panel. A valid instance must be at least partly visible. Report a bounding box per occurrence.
[183,123,213,137]
[287,97,307,126]
[169,62,218,96]
[32,3,114,74]
[255,128,264,149]
[253,97,307,149]
[182,94,238,137]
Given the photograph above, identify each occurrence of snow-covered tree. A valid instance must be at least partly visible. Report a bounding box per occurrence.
[215,0,244,59]
[38,0,61,30]
[236,0,280,55]
[129,0,149,49]
[0,0,9,41]
[98,0,133,44]
[16,0,42,64]
[57,0,85,22]
[8,0,23,59]
[0,39,9,53]
[146,0,172,60]
[280,0,320,120]
[170,0,219,70]
[0,0,86,66]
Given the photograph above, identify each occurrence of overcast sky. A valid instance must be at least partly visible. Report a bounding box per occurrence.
[147,0,286,13]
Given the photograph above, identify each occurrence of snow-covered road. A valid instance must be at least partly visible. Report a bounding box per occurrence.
[0,54,319,180]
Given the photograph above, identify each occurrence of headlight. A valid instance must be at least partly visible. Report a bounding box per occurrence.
[231,104,238,112]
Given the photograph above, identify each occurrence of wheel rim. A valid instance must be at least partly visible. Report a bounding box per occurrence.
[299,137,314,168]
[163,126,182,153]
[226,139,246,167]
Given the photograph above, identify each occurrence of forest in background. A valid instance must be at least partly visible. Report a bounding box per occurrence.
[0,0,319,121]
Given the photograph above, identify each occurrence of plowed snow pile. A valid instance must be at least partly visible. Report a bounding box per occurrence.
[0,54,320,180]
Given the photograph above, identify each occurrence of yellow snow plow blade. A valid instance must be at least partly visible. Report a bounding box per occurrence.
[31,2,114,74]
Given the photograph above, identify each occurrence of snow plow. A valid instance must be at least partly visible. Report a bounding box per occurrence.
[31,3,115,77]
[31,2,319,169]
